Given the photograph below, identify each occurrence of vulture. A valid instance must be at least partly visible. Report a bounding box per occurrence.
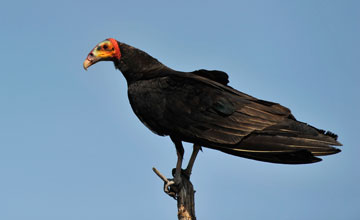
[83,38,341,182]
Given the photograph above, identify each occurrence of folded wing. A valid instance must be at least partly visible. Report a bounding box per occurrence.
[161,73,341,164]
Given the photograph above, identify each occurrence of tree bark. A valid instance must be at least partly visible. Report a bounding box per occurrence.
[153,168,196,220]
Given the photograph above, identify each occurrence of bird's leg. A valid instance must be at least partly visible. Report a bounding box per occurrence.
[163,137,184,197]
[172,137,184,185]
[184,144,201,177]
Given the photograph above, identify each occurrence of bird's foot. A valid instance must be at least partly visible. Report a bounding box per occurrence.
[153,167,183,200]
[183,168,192,179]
[172,168,190,180]
[163,169,185,199]
[153,167,192,199]
[164,179,177,199]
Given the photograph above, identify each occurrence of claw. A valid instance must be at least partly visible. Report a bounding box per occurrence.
[164,179,177,199]
[153,167,180,199]
[183,169,192,179]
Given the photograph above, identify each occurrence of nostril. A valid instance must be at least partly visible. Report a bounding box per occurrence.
[87,53,94,60]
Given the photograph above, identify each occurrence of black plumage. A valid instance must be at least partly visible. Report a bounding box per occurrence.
[85,40,341,164]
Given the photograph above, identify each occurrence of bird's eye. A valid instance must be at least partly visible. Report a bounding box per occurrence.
[97,46,101,50]
[103,44,108,50]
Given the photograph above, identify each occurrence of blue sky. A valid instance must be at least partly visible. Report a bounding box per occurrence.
[1,0,359,219]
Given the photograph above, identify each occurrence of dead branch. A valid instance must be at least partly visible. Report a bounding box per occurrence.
[153,167,196,220]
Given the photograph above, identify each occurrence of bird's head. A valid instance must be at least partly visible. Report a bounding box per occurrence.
[83,38,121,70]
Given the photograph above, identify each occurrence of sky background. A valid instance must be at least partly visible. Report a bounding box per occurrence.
[1,0,359,219]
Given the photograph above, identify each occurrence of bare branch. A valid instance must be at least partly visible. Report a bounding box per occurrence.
[152,167,169,183]
[153,167,196,220]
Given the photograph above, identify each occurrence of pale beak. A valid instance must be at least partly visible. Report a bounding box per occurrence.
[83,52,99,70]
[83,59,92,70]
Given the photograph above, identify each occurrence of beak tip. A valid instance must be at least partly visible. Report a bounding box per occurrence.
[83,59,91,71]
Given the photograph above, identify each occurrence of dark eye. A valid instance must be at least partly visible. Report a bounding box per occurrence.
[97,46,101,50]
[103,44,108,50]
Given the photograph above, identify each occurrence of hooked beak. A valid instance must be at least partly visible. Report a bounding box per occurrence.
[83,60,91,70]
[83,52,98,70]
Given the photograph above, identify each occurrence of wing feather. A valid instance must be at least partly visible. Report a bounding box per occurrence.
[156,73,341,164]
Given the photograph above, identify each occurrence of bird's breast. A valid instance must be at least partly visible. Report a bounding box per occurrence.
[127,79,169,136]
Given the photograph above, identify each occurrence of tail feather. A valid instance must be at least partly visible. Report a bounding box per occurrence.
[236,133,341,156]
[208,119,341,164]
[219,148,323,164]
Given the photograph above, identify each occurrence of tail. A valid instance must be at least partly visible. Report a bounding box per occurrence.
[216,120,342,164]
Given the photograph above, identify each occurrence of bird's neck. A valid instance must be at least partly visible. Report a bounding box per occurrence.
[115,43,171,84]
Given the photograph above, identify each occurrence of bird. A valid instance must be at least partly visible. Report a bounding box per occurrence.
[83,38,341,185]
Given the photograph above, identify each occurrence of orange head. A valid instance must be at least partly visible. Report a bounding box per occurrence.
[83,38,121,70]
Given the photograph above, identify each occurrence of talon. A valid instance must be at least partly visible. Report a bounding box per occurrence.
[164,180,175,192]
[164,180,177,199]
[183,169,191,178]
[174,174,182,185]
[172,168,190,180]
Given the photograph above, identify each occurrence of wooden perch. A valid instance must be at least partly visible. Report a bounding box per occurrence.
[153,167,196,220]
